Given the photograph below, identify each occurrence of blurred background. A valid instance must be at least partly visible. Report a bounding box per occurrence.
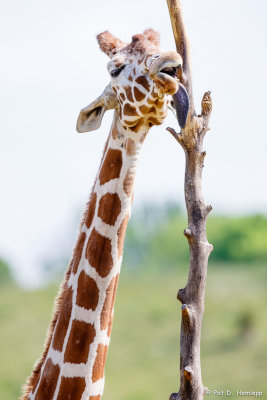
[0,0,267,399]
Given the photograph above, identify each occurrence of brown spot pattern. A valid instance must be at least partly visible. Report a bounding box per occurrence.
[89,397,101,400]
[136,76,150,92]
[138,54,146,65]
[114,60,124,68]
[107,313,114,337]
[57,377,86,400]
[86,228,113,277]
[151,87,158,98]
[155,99,165,109]
[85,192,97,229]
[148,116,161,126]
[111,124,118,139]
[124,119,137,126]
[76,270,99,311]
[147,97,155,104]
[98,193,121,226]
[52,287,73,352]
[99,149,122,185]
[123,103,138,116]
[134,86,146,101]
[123,168,135,197]
[129,119,145,133]
[72,232,86,274]
[35,359,60,400]
[119,92,125,102]
[117,215,129,258]
[64,320,95,364]
[139,131,147,144]
[124,86,134,102]
[23,260,75,399]
[139,104,151,114]
[149,106,157,114]
[128,75,133,82]
[100,274,119,330]
[92,344,108,383]
[126,138,137,156]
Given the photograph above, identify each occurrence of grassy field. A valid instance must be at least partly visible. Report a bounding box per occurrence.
[0,263,266,400]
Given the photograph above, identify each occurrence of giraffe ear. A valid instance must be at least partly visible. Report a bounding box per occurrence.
[97,31,127,58]
[76,84,118,133]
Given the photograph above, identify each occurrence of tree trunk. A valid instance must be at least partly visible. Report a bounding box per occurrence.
[166,1,213,399]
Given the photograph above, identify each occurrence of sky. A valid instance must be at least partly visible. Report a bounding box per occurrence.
[1,0,267,286]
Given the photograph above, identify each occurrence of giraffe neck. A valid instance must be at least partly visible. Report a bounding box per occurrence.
[25,115,143,400]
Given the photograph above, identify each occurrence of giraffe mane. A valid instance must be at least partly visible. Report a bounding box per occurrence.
[21,138,111,400]
[21,263,73,399]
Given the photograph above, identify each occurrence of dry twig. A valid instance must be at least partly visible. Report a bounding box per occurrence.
[166,1,213,399]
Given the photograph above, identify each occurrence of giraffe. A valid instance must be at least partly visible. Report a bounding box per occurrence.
[22,28,189,400]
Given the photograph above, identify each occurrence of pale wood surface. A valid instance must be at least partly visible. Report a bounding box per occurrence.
[166,1,213,399]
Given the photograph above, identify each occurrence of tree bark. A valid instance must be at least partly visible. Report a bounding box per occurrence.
[166,1,213,399]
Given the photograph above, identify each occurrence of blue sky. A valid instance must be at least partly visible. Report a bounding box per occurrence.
[1,0,267,286]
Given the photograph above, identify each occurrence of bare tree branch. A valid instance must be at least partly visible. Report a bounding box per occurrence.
[167,0,195,116]
[166,1,213,399]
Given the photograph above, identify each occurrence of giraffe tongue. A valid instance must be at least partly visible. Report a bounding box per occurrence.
[172,83,190,129]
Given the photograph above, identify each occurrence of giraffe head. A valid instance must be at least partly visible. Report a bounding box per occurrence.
[77,29,189,139]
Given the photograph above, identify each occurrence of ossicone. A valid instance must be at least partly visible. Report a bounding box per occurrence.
[143,28,160,47]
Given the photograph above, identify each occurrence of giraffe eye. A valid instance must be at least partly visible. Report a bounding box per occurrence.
[110,65,126,78]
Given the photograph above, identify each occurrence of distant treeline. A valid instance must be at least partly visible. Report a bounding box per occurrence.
[123,203,267,269]
[1,204,267,286]
[0,258,14,285]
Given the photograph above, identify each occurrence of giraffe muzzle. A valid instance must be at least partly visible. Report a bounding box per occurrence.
[149,51,183,95]
[149,51,190,128]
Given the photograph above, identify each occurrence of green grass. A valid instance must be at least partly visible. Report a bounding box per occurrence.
[0,263,266,400]
[0,284,58,400]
